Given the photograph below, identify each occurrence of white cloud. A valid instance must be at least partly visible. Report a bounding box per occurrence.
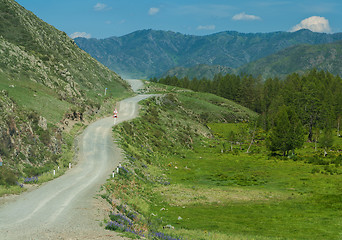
[70,32,92,39]
[290,16,332,33]
[197,25,216,30]
[149,7,160,15]
[232,12,261,21]
[94,3,111,11]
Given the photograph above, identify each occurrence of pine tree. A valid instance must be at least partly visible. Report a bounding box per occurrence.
[319,128,334,156]
[266,106,305,156]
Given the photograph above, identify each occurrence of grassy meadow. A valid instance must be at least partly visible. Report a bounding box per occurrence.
[102,86,342,240]
[154,126,342,240]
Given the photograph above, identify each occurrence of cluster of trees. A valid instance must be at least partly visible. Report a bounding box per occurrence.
[152,74,262,112]
[153,69,342,155]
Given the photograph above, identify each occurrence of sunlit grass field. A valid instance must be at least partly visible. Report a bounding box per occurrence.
[105,90,342,240]
[152,124,342,239]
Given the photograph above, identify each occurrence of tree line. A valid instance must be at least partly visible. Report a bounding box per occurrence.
[152,69,342,155]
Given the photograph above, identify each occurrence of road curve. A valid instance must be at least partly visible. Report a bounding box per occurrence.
[0,94,152,240]
[125,79,145,92]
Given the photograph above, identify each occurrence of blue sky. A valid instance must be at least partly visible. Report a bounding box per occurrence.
[16,0,342,39]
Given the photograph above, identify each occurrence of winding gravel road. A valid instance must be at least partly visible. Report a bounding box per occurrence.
[0,80,150,239]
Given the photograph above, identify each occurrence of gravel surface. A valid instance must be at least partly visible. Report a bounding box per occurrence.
[0,88,151,239]
[125,79,145,92]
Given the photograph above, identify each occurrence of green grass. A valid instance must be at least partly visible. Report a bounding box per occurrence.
[82,78,132,107]
[0,185,25,197]
[155,147,342,239]
[104,92,342,240]
[34,167,67,183]
[0,72,71,123]
[145,82,256,121]
[148,123,342,239]
[208,122,249,138]
[177,92,257,122]
[156,201,341,240]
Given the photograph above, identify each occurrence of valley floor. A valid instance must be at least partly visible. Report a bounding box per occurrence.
[102,85,342,240]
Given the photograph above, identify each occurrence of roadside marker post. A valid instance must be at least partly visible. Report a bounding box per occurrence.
[112,171,115,178]
[105,88,107,96]
[53,169,56,176]
[69,162,71,169]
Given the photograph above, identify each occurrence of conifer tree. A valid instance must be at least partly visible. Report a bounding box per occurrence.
[266,105,305,156]
[319,128,334,156]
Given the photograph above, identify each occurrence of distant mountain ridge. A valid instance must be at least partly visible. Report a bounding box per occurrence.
[74,29,342,78]
[238,40,342,79]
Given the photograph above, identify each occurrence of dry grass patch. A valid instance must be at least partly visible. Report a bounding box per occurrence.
[156,184,291,206]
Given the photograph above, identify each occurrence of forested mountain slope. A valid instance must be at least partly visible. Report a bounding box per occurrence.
[239,40,342,79]
[160,64,235,80]
[74,29,342,78]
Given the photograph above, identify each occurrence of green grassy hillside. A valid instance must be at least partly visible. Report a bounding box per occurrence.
[0,0,131,192]
[0,0,130,102]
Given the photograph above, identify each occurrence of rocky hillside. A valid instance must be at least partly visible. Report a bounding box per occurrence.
[74,29,342,78]
[0,0,130,185]
[0,0,129,102]
[238,40,342,79]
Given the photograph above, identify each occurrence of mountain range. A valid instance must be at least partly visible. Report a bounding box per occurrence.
[74,29,342,79]
[239,40,342,79]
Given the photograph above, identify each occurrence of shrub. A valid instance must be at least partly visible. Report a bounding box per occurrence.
[36,128,51,145]
[331,155,342,166]
[0,167,18,187]
[0,140,10,157]
[323,165,338,175]
[306,156,327,165]
[311,167,321,174]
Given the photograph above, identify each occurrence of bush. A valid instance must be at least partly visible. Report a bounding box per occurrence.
[306,156,327,165]
[331,155,342,166]
[23,162,55,177]
[323,165,338,175]
[36,128,51,145]
[0,167,18,186]
[0,140,10,157]
[311,167,321,174]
